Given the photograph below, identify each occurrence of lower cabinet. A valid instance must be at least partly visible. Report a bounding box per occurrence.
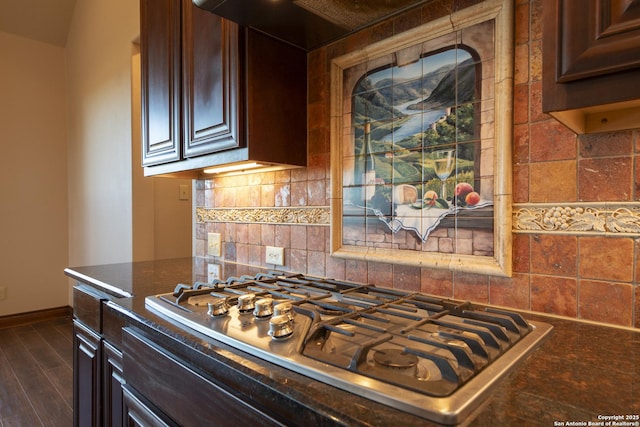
[73,320,101,427]
[122,327,285,426]
[73,320,126,427]
[123,385,178,427]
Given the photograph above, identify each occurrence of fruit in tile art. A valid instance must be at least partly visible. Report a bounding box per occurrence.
[465,191,481,206]
[454,182,474,197]
[423,190,438,205]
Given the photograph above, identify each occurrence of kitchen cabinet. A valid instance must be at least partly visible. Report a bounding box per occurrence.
[140,0,307,177]
[122,327,285,426]
[72,285,126,427]
[73,320,101,427]
[542,0,640,133]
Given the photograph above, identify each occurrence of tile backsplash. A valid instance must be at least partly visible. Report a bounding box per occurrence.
[194,0,639,329]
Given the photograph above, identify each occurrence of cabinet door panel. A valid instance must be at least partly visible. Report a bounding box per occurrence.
[182,1,241,158]
[141,0,182,166]
[103,342,125,427]
[555,0,640,83]
[73,321,101,427]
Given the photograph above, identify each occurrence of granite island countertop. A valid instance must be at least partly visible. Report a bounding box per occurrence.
[65,257,640,426]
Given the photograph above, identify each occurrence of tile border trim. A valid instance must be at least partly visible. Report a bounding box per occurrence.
[513,202,640,236]
[196,206,330,225]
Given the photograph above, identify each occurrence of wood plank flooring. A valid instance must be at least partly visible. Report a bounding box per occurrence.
[0,315,73,427]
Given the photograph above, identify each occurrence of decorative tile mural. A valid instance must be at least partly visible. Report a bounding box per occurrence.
[330,0,514,276]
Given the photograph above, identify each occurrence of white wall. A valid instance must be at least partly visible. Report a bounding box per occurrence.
[65,0,140,267]
[0,32,69,315]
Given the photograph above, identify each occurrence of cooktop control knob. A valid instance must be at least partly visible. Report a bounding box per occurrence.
[253,298,274,318]
[207,298,229,317]
[274,302,295,321]
[237,293,256,313]
[268,315,294,340]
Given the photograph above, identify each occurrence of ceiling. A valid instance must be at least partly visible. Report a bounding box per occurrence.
[0,0,77,47]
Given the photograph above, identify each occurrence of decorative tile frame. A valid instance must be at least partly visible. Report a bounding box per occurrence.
[330,0,514,276]
[196,206,330,225]
[513,202,640,236]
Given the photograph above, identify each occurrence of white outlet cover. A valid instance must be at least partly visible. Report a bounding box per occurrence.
[207,232,221,257]
[266,246,284,266]
[207,264,221,282]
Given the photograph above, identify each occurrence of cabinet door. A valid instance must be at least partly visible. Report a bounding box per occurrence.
[73,320,101,427]
[543,0,640,112]
[103,341,125,427]
[182,0,241,158]
[140,0,182,166]
[123,385,177,427]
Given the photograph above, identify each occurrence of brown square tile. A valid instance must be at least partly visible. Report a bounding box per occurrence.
[291,181,307,206]
[453,272,489,303]
[307,180,326,206]
[514,43,529,85]
[421,268,453,297]
[392,265,421,292]
[420,0,453,23]
[531,274,577,317]
[368,262,393,287]
[290,225,307,250]
[579,236,633,282]
[513,233,530,273]
[345,259,368,283]
[530,120,577,162]
[530,160,577,202]
[513,164,529,203]
[579,157,632,201]
[326,254,346,280]
[530,0,543,41]
[529,80,545,122]
[514,85,529,126]
[635,286,640,328]
[513,123,529,163]
[307,226,326,252]
[260,184,275,207]
[580,130,633,158]
[274,224,291,248]
[530,234,577,276]
[260,224,275,247]
[579,280,633,327]
[290,248,307,273]
[634,157,640,201]
[490,273,530,310]
[515,2,529,44]
[530,39,542,83]
[307,251,326,277]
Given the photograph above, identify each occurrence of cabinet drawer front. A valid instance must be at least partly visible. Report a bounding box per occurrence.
[73,285,105,332]
[122,327,285,427]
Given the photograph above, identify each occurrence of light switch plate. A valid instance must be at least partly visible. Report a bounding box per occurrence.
[207,233,221,257]
[179,184,189,200]
[266,246,284,266]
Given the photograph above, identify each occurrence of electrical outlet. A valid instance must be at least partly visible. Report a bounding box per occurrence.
[266,246,284,266]
[0,286,6,301]
[207,264,221,282]
[207,233,221,257]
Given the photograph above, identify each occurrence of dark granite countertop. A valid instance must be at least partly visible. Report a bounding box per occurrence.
[65,257,640,426]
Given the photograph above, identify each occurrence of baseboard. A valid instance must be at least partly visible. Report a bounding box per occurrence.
[0,306,73,329]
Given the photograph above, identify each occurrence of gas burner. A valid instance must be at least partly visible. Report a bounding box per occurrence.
[373,348,419,371]
[145,271,553,425]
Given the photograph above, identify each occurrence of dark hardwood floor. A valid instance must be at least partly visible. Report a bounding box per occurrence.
[0,315,73,426]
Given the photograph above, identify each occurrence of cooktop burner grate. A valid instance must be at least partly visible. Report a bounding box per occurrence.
[146,270,553,425]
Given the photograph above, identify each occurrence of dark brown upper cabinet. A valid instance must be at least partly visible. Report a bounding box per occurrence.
[140,0,307,177]
[543,0,640,134]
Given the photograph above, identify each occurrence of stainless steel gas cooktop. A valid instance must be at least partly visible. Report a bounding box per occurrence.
[145,271,552,425]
